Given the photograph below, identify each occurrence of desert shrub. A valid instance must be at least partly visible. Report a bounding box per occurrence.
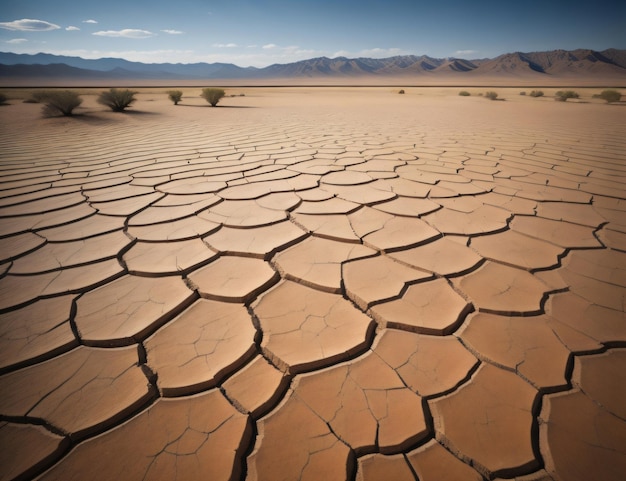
[599,89,621,103]
[529,90,544,97]
[398,89,405,94]
[520,91,526,96]
[167,90,183,105]
[555,90,579,102]
[97,88,137,111]
[201,88,225,107]
[32,90,82,117]
[459,91,470,96]
[485,91,498,100]
[0,93,8,104]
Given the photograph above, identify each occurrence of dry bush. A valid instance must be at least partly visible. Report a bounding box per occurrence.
[529,90,544,97]
[167,90,183,105]
[0,93,8,104]
[599,89,621,103]
[459,91,470,96]
[32,90,83,117]
[555,90,579,102]
[201,88,225,107]
[98,88,137,111]
[485,91,498,100]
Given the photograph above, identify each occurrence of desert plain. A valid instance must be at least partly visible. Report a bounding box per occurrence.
[0,86,625,481]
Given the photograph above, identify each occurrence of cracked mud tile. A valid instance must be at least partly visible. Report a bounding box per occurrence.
[200,199,287,227]
[0,192,85,217]
[295,352,428,454]
[429,363,538,478]
[597,226,626,251]
[0,295,76,372]
[293,197,361,215]
[540,384,626,480]
[459,312,570,390]
[371,279,471,335]
[158,177,228,194]
[356,453,416,481]
[320,170,374,186]
[127,215,220,242]
[247,395,350,481]
[10,231,131,274]
[323,183,397,205]
[373,329,478,397]
[0,346,151,440]
[406,439,483,481]
[204,221,307,259]
[546,292,626,344]
[343,255,432,310]
[252,280,374,374]
[222,356,287,417]
[124,239,217,276]
[291,212,360,242]
[561,248,626,287]
[390,236,482,277]
[360,215,441,252]
[373,196,440,217]
[0,259,124,311]
[509,215,601,248]
[0,231,46,263]
[188,256,278,302]
[146,299,256,396]
[39,389,251,481]
[422,204,510,235]
[75,275,195,346]
[535,202,606,228]
[37,214,125,242]
[571,349,626,420]
[127,196,220,226]
[480,192,537,216]
[89,191,164,216]
[454,261,550,315]
[273,236,375,293]
[470,230,564,270]
[83,183,155,203]
[0,422,68,481]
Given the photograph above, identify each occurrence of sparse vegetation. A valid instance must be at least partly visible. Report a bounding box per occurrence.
[599,89,622,103]
[398,89,405,94]
[97,88,137,112]
[167,90,183,105]
[520,91,526,96]
[0,93,8,105]
[529,90,544,97]
[32,90,83,117]
[201,88,226,107]
[555,90,579,102]
[485,91,498,100]
[459,91,470,96]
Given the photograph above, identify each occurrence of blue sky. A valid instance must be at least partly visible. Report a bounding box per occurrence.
[1,0,624,67]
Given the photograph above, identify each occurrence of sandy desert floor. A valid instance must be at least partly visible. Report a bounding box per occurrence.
[0,87,625,481]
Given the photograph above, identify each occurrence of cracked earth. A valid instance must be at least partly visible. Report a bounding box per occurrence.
[0,88,625,481]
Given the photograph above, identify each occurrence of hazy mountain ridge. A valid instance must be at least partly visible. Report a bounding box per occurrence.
[1,48,624,80]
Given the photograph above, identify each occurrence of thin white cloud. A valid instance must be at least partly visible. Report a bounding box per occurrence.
[6,38,28,44]
[262,43,277,49]
[66,26,80,31]
[247,44,258,48]
[83,19,98,24]
[454,50,478,57]
[161,29,183,35]
[93,29,154,39]
[0,18,60,31]
[213,43,237,48]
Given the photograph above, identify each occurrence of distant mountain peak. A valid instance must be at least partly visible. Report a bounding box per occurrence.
[1,48,624,82]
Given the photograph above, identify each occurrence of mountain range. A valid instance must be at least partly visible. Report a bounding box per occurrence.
[1,48,625,84]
